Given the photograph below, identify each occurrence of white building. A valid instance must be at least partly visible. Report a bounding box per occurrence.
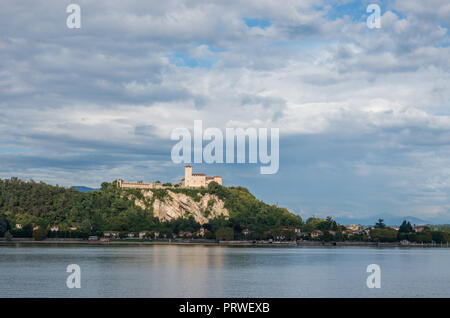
[181,166,222,188]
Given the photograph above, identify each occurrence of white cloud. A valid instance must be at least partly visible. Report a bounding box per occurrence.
[1,0,449,221]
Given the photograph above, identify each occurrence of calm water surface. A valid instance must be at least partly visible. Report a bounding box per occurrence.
[0,245,449,297]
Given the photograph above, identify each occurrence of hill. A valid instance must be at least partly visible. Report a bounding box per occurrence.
[0,177,303,237]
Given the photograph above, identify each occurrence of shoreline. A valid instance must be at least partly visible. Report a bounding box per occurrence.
[1,238,449,248]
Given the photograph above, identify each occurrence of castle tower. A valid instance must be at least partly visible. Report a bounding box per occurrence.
[184,165,192,186]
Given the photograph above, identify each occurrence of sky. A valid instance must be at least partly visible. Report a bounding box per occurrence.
[1,0,449,223]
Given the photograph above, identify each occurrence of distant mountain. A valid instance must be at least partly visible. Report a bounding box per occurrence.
[335,215,433,226]
[72,186,100,192]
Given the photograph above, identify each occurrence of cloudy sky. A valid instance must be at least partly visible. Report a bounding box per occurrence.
[1,0,449,223]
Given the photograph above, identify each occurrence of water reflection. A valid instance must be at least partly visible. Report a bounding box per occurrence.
[0,245,449,297]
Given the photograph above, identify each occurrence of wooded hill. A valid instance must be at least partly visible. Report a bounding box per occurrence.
[0,177,303,238]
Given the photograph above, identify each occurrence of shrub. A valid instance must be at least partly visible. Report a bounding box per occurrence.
[32,228,48,241]
[202,209,211,218]
[431,231,448,243]
[152,189,169,201]
[415,232,432,243]
[170,188,201,202]
[370,228,397,242]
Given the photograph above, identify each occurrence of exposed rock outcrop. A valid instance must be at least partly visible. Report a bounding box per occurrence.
[134,190,229,224]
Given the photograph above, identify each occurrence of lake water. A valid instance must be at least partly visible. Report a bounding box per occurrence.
[0,245,449,297]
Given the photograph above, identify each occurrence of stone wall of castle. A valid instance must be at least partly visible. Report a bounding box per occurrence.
[117,166,222,190]
[117,179,165,189]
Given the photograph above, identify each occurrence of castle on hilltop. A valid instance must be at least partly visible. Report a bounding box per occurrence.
[181,165,222,188]
[117,166,222,189]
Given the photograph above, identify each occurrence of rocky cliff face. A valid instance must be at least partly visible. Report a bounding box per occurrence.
[134,190,229,224]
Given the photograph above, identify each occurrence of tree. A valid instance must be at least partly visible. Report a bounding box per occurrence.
[431,231,448,243]
[399,220,413,233]
[370,228,397,242]
[283,230,297,241]
[215,227,234,241]
[0,214,10,236]
[335,230,344,242]
[32,227,48,241]
[207,181,221,194]
[320,216,337,231]
[80,219,92,233]
[21,224,33,237]
[4,230,13,241]
[413,232,432,243]
[375,218,386,229]
[0,178,304,240]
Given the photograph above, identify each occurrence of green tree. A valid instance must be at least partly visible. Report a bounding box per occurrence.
[413,232,432,243]
[335,230,344,242]
[0,214,10,236]
[80,219,92,233]
[370,228,397,242]
[207,181,221,194]
[431,231,448,243]
[215,227,234,241]
[375,218,386,229]
[321,230,333,242]
[32,227,48,241]
[283,230,297,241]
[0,178,305,240]
[319,216,337,231]
[399,220,413,233]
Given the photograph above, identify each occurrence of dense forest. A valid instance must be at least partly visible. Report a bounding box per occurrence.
[0,177,303,239]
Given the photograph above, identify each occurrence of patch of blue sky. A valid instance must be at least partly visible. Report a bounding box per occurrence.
[325,0,395,22]
[434,31,450,48]
[168,52,218,68]
[243,18,272,29]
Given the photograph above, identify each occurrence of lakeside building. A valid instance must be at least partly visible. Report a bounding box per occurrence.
[346,224,362,231]
[117,166,222,189]
[281,226,301,233]
[178,231,193,238]
[310,230,323,238]
[139,230,151,239]
[195,228,209,237]
[414,225,427,232]
[104,231,120,238]
[139,230,160,239]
